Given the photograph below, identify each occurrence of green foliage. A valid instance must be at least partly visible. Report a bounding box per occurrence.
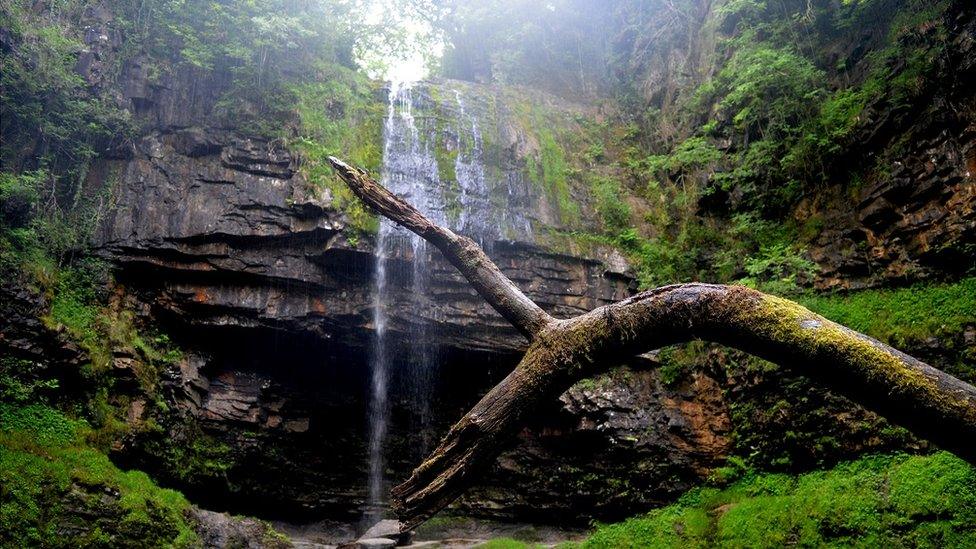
[679,42,826,210]
[0,404,87,447]
[0,170,43,228]
[657,343,708,387]
[591,176,631,234]
[581,452,976,548]
[0,168,110,286]
[784,0,950,183]
[717,44,825,138]
[112,0,358,137]
[595,0,956,289]
[641,137,723,193]
[0,2,132,179]
[47,261,105,351]
[0,404,199,547]
[737,242,818,296]
[799,278,976,351]
[138,418,233,485]
[0,357,59,404]
[290,67,384,239]
[527,125,578,223]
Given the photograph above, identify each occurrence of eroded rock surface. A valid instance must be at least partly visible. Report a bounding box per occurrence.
[808,10,976,290]
[90,84,640,521]
[94,126,632,354]
[460,366,734,522]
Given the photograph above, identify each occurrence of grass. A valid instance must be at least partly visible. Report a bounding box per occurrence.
[0,404,200,547]
[574,452,976,548]
[799,278,976,348]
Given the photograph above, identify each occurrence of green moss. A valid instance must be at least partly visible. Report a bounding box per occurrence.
[581,452,976,548]
[138,417,233,485]
[526,124,578,224]
[290,67,385,240]
[742,292,937,397]
[44,261,111,370]
[798,278,976,350]
[511,96,581,225]
[0,404,200,547]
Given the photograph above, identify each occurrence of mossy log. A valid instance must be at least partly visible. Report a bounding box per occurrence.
[328,157,976,530]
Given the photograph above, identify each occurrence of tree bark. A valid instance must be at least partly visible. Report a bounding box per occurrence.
[327,157,976,531]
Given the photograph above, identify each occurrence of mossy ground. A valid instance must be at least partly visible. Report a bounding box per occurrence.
[0,404,200,547]
[800,278,976,382]
[799,278,976,351]
[568,452,976,548]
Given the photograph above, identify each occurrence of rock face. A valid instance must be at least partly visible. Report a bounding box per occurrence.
[0,281,87,397]
[460,366,734,522]
[807,9,976,290]
[90,76,644,521]
[87,64,973,524]
[15,0,961,527]
[810,127,976,289]
[94,126,632,355]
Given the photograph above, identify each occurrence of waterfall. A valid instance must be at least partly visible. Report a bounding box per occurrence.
[365,81,527,522]
[452,90,492,247]
[366,80,443,521]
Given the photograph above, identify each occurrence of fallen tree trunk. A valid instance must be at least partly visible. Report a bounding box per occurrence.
[328,157,976,530]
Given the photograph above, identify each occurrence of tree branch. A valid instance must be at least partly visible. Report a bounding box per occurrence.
[328,156,554,338]
[327,158,976,531]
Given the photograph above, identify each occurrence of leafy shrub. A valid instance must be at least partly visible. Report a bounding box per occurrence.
[591,176,631,234]
[737,242,818,296]
[0,170,43,228]
[0,2,131,181]
[0,357,59,404]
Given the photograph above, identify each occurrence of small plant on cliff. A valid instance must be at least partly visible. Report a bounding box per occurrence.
[737,243,818,296]
[290,68,384,240]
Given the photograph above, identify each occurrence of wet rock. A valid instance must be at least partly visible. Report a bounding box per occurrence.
[190,508,291,548]
[352,539,396,549]
[0,280,87,396]
[361,520,411,546]
[807,8,976,289]
[92,117,632,355]
[459,368,733,522]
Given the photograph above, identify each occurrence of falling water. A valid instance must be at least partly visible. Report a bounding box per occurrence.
[366,80,443,521]
[453,90,493,246]
[365,80,532,522]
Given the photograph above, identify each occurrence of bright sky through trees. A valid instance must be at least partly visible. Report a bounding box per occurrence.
[353,0,443,82]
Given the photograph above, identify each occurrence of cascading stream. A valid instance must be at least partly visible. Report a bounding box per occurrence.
[365,80,530,523]
[366,80,443,522]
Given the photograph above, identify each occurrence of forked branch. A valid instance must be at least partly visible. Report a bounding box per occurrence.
[329,158,976,530]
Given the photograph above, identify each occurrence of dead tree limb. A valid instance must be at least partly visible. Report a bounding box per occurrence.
[327,157,976,530]
[328,157,553,338]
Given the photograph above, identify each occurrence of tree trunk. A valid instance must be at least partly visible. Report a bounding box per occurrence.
[327,157,976,531]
